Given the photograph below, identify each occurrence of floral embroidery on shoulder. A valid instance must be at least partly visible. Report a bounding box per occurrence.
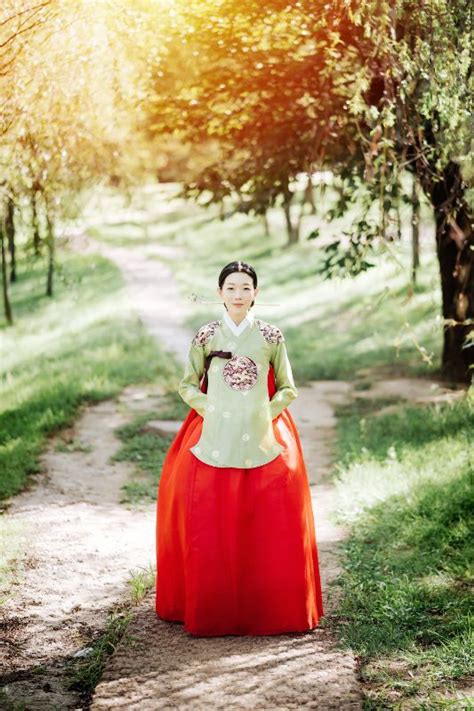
[255,319,284,344]
[191,320,221,346]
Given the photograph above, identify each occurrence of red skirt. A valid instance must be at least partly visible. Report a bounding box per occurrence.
[155,367,324,636]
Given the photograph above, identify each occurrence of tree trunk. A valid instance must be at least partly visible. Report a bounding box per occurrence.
[262,210,270,237]
[282,178,301,246]
[395,201,402,241]
[411,177,420,287]
[304,177,317,215]
[45,209,54,297]
[318,177,327,216]
[283,200,299,245]
[1,225,13,325]
[425,162,473,383]
[32,191,42,256]
[6,197,16,282]
[379,175,388,240]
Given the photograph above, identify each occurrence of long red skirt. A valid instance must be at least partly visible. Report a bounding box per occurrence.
[155,367,324,636]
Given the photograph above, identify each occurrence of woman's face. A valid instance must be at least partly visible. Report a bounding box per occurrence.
[217,271,259,318]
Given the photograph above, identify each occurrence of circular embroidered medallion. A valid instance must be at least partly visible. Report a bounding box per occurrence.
[222,355,258,391]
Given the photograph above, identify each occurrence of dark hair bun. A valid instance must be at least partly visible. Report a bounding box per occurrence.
[218,261,258,289]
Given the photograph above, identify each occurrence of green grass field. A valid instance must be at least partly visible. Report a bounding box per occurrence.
[0,250,180,502]
[332,393,474,707]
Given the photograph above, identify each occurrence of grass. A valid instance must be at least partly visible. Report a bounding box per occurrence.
[127,563,156,604]
[67,608,133,697]
[54,438,93,453]
[113,391,188,503]
[65,564,156,702]
[0,517,28,607]
[0,564,156,710]
[0,250,182,502]
[331,391,474,707]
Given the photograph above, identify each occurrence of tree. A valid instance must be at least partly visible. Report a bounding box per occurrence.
[143,0,359,245]
[143,0,472,381]
[347,0,473,382]
[0,194,13,325]
[0,0,149,317]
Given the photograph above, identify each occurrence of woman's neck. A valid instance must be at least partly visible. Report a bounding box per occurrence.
[227,310,247,326]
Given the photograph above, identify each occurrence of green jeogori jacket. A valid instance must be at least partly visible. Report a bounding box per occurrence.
[178,310,298,468]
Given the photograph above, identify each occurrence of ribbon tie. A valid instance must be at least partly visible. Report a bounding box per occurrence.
[202,350,233,390]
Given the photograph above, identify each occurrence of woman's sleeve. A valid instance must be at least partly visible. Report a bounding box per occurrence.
[269,339,298,420]
[178,343,207,417]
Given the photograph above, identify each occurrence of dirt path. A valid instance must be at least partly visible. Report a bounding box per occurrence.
[90,380,364,710]
[70,234,191,362]
[0,391,165,709]
[0,237,193,709]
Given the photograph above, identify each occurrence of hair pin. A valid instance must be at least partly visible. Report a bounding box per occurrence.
[188,292,280,306]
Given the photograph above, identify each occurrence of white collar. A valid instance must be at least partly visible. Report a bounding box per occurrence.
[223,309,254,336]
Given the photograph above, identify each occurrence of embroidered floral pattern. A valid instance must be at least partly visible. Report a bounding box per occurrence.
[191,320,221,346]
[255,319,284,344]
[222,355,258,391]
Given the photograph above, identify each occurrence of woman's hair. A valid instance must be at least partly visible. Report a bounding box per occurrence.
[218,261,258,309]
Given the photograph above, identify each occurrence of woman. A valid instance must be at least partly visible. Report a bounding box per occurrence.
[155,260,324,636]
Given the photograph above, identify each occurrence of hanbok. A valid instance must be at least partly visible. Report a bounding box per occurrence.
[155,313,324,636]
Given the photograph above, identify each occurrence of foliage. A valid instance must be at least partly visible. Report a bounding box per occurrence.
[0,0,156,322]
[143,0,471,223]
[143,1,363,237]
[141,0,472,378]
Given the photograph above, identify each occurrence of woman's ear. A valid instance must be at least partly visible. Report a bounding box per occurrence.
[254,286,260,297]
